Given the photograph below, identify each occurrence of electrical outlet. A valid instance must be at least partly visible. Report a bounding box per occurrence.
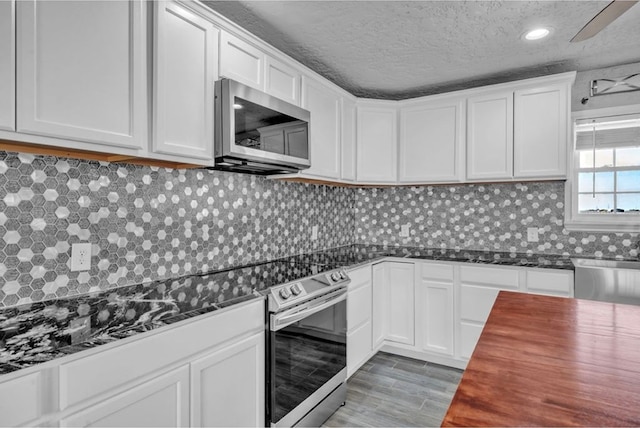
[400,224,410,237]
[67,316,91,344]
[527,227,539,243]
[311,225,318,241]
[71,243,92,271]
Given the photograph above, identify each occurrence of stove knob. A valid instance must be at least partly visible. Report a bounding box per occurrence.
[279,288,291,300]
[290,283,302,296]
[331,272,341,282]
[339,271,347,280]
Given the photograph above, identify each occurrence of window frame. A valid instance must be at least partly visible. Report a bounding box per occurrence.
[565,104,640,232]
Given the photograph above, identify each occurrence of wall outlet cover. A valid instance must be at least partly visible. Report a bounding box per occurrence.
[71,243,92,271]
[400,224,410,237]
[527,227,539,243]
[311,225,319,240]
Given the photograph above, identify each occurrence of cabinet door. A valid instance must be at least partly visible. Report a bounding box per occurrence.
[219,31,264,90]
[341,97,357,181]
[399,98,464,183]
[0,0,15,131]
[302,76,341,179]
[347,267,372,377]
[153,1,217,161]
[17,0,146,149]
[190,332,265,428]
[415,263,454,356]
[61,367,189,427]
[466,91,513,180]
[356,105,397,182]
[371,263,388,348]
[0,371,46,427]
[386,262,415,345]
[514,84,568,178]
[265,57,300,105]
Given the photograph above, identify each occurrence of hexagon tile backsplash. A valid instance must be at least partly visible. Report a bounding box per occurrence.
[1,150,638,308]
[0,151,355,307]
[354,182,639,259]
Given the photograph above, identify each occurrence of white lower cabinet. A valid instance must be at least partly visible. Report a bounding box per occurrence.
[525,268,574,297]
[61,367,190,428]
[0,299,265,428]
[346,265,373,377]
[386,262,415,345]
[415,262,454,357]
[190,332,265,427]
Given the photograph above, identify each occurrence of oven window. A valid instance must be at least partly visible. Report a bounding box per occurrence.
[270,300,346,424]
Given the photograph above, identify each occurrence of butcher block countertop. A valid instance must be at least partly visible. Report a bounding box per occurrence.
[442,291,640,427]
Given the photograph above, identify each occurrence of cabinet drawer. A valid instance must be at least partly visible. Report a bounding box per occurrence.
[348,265,372,288]
[418,262,454,281]
[460,265,520,289]
[59,299,263,409]
[0,371,44,427]
[526,269,574,297]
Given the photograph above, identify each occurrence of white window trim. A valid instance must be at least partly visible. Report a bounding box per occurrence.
[564,104,640,233]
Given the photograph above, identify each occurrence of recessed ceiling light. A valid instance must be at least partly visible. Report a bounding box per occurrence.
[524,28,550,41]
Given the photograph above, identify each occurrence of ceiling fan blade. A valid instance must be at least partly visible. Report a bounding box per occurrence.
[571,0,638,42]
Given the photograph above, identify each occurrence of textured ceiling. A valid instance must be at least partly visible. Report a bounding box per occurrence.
[205,1,640,100]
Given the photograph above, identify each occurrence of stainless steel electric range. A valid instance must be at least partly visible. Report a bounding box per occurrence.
[265,266,350,427]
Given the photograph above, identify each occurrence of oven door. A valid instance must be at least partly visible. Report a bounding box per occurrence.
[268,289,347,427]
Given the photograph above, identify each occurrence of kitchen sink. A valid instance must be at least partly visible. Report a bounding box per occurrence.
[572,258,640,270]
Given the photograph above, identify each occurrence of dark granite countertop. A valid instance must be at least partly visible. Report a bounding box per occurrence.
[0,243,622,376]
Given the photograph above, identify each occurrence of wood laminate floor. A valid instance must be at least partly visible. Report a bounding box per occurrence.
[324,352,463,427]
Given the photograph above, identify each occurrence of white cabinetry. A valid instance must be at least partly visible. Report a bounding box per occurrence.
[0,299,265,427]
[0,371,48,427]
[371,261,415,347]
[265,57,301,105]
[16,0,147,149]
[466,90,514,181]
[525,268,574,297]
[190,333,264,427]
[346,265,373,377]
[457,265,521,360]
[61,367,190,428]
[153,1,218,162]
[219,31,264,90]
[415,262,454,357]
[341,97,357,181]
[466,73,574,182]
[356,103,398,183]
[0,0,15,131]
[302,76,341,179]
[514,84,568,178]
[399,96,465,183]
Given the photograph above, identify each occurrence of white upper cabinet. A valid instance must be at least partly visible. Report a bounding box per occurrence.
[265,57,301,105]
[514,84,568,179]
[466,90,514,181]
[16,0,147,149]
[302,76,341,179]
[356,103,398,183]
[341,97,357,181]
[399,96,465,183]
[0,0,15,131]
[219,31,264,90]
[153,1,218,162]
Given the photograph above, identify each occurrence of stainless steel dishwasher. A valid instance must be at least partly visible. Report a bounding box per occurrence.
[572,258,640,305]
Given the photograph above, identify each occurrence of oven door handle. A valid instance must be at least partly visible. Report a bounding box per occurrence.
[271,288,347,331]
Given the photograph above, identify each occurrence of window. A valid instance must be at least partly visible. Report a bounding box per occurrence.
[565,105,640,232]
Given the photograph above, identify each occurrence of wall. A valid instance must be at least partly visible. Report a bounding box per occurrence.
[572,61,640,111]
[355,181,639,259]
[0,151,355,308]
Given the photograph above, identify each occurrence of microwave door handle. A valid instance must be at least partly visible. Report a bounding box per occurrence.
[271,289,347,332]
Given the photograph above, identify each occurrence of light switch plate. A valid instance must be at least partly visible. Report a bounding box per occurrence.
[311,225,318,240]
[401,224,410,237]
[71,243,92,271]
[527,227,539,243]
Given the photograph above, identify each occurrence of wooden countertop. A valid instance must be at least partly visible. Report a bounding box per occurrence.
[442,291,640,427]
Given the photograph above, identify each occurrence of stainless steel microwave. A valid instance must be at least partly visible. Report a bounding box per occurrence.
[213,78,311,175]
